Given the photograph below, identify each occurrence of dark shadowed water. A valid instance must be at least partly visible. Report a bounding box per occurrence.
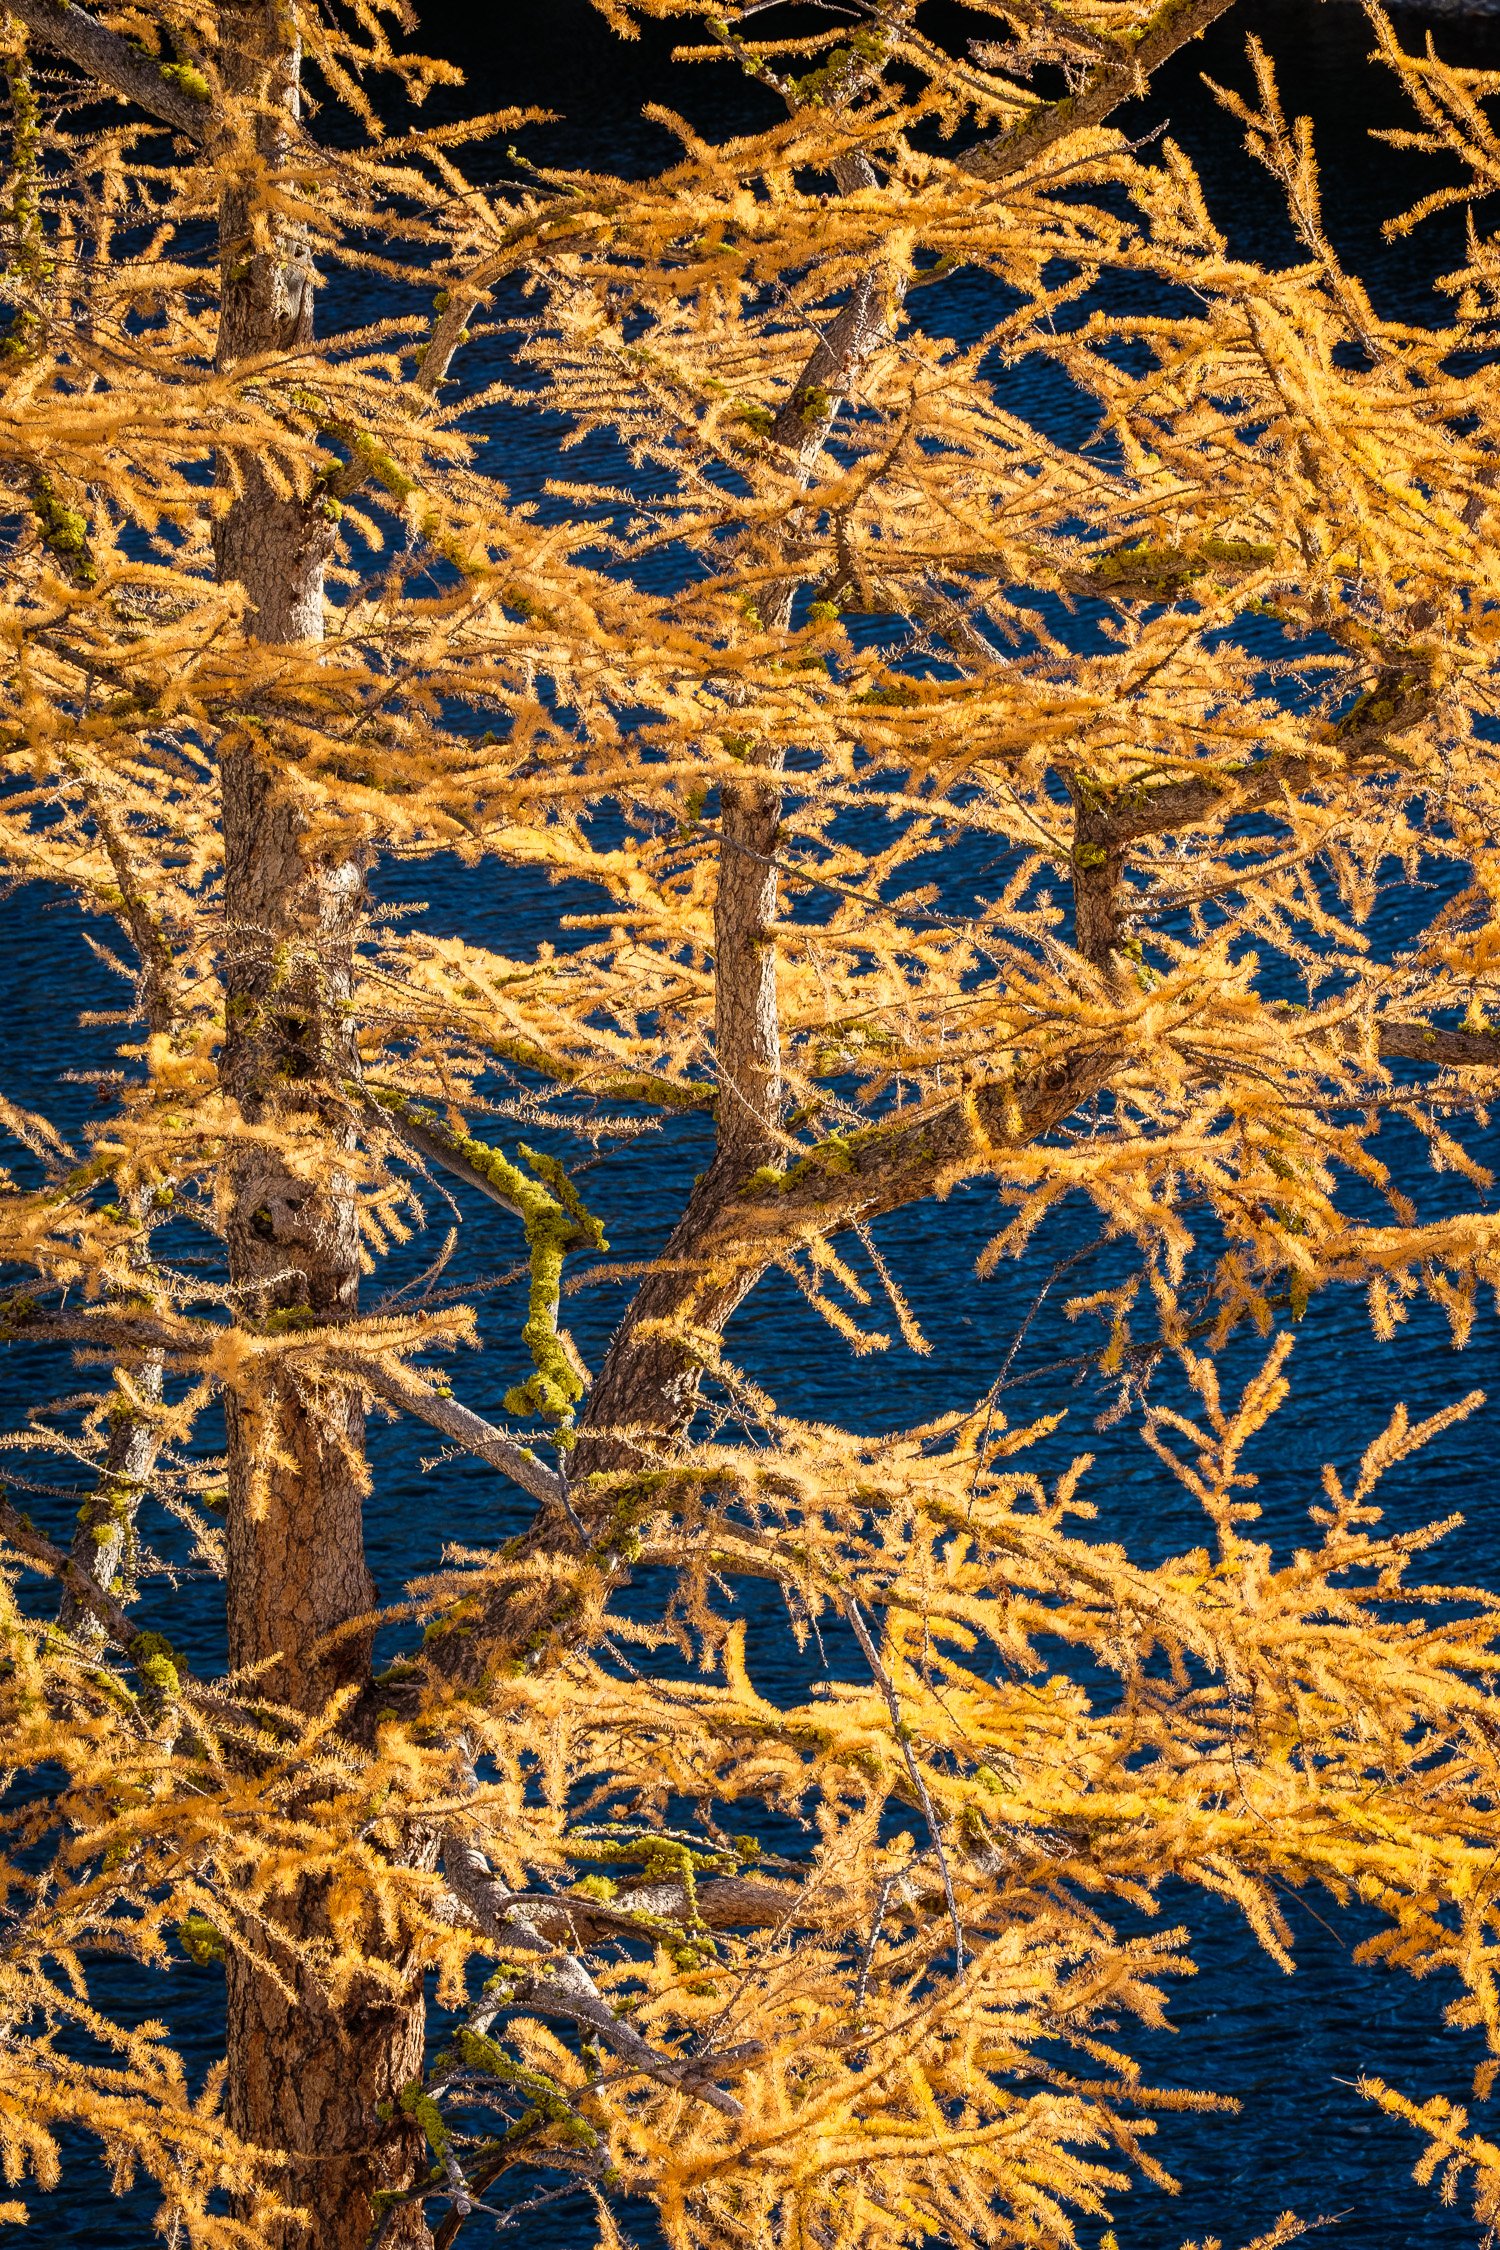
[13,2,1500,2241]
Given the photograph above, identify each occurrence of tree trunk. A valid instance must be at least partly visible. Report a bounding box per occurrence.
[712,768,784,1171]
[225,1938,430,2250]
[577,172,889,1480]
[211,8,428,2241]
[218,742,373,1715]
[574,762,783,1479]
[60,1353,162,1641]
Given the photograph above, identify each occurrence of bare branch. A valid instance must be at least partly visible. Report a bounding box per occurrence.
[1378,1021,1500,1069]
[332,1354,564,1508]
[440,1832,760,2118]
[480,1876,796,1947]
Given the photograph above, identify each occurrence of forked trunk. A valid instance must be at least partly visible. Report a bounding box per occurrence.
[211,6,428,2240]
[574,148,893,1486]
[574,761,784,1479]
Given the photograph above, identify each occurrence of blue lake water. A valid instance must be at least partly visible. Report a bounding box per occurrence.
[13,1,1500,2240]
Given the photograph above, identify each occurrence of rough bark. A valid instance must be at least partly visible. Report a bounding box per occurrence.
[0,1497,146,1650]
[207,8,427,2243]
[218,743,373,1710]
[959,0,1238,184]
[59,1355,162,1643]
[3,0,212,138]
[573,765,785,1480]
[226,1934,431,2250]
[711,772,784,1170]
[1070,793,1127,974]
[210,5,332,642]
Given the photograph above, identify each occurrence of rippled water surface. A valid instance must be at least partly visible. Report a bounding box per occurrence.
[15,2,1500,2240]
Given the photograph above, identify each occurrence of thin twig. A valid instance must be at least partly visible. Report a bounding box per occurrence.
[844,1597,965,1976]
[967,1229,1109,1503]
[854,1871,895,2018]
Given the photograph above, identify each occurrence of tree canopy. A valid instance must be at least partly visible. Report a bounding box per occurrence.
[4,1,1500,2244]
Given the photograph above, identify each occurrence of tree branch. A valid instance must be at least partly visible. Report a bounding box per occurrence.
[330,1354,564,1508]
[748,1042,1118,1237]
[1377,1021,1500,1069]
[961,0,1238,183]
[571,1037,1116,1481]
[0,1301,563,1505]
[439,1832,759,2117]
[478,1875,796,1948]
[5,0,213,139]
[370,1096,529,1221]
[0,1495,144,1646]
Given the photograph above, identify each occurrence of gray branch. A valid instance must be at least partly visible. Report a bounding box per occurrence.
[439,1832,760,2119]
[0,1495,143,1648]
[6,0,212,140]
[481,1875,795,1946]
[331,1353,563,1508]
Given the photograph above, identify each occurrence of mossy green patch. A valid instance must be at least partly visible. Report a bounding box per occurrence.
[177,1911,225,1965]
[1090,535,1274,601]
[373,1091,608,1436]
[158,61,210,99]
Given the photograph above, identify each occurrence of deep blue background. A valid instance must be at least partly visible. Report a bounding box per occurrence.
[13,1,1500,2241]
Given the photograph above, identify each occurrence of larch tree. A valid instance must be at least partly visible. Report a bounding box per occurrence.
[6,0,1500,2244]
